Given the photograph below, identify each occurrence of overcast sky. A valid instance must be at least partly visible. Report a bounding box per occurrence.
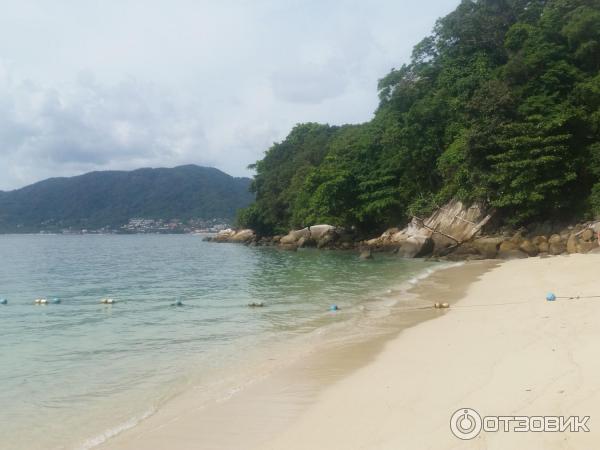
[0,0,458,191]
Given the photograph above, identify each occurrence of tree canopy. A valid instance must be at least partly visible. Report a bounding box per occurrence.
[240,0,600,236]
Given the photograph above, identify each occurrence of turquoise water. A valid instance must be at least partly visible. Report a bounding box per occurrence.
[0,235,437,450]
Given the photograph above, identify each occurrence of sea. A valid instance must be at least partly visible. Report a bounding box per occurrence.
[0,234,441,450]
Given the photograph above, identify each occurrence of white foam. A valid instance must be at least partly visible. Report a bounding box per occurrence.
[76,407,156,450]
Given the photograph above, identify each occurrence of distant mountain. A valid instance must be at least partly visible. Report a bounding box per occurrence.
[0,165,254,232]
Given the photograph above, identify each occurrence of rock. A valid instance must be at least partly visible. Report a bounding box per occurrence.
[531,235,547,246]
[499,241,519,252]
[510,231,525,245]
[365,199,493,256]
[280,225,337,247]
[309,224,336,240]
[548,234,565,255]
[577,240,598,253]
[213,228,237,242]
[566,234,578,254]
[472,237,503,259]
[316,229,338,249]
[280,228,309,245]
[230,229,255,243]
[381,228,400,238]
[581,229,595,242]
[519,240,538,257]
[537,241,549,253]
[296,236,316,248]
[359,248,373,260]
[549,234,562,244]
[449,243,480,257]
[397,236,434,258]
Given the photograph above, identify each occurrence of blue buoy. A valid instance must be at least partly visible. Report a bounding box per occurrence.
[0,298,7,305]
[546,293,556,302]
[330,304,339,311]
[171,299,184,307]
[51,298,61,304]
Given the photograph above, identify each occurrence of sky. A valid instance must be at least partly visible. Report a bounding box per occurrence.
[0,0,459,191]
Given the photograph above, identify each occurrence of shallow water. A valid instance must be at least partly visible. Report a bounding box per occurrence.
[0,234,438,450]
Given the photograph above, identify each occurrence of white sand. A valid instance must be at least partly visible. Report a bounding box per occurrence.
[102,254,600,449]
[263,254,600,449]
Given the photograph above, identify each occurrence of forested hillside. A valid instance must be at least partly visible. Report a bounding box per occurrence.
[239,0,600,236]
[0,165,253,232]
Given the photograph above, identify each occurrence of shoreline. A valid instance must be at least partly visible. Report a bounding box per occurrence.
[98,259,496,450]
[264,254,600,449]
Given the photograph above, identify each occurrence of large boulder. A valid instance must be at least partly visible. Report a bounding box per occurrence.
[548,234,565,255]
[581,228,595,242]
[397,236,434,258]
[519,239,538,257]
[309,225,336,240]
[498,240,528,259]
[365,199,493,258]
[578,240,598,253]
[566,234,579,254]
[280,228,311,245]
[230,229,256,243]
[213,228,237,242]
[472,237,503,259]
[316,229,338,249]
[280,225,337,247]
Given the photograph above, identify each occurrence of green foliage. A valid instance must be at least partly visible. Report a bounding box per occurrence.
[0,165,253,232]
[244,0,600,233]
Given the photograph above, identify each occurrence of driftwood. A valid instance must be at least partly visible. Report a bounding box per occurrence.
[415,208,494,248]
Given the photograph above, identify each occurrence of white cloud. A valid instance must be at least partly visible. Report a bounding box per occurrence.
[0,0,459,190]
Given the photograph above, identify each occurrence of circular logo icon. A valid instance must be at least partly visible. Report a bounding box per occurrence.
[450,408,482,440]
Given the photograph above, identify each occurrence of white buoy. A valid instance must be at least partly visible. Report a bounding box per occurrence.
[35,298,48,305]
[100,298,115,304]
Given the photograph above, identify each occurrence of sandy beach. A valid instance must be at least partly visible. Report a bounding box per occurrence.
[101,254,600,449]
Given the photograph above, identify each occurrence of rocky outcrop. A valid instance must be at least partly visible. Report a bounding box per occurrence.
[364,199,493,258]
[211,228,256,244]
[279,225,341,249]
[206,209,600,263]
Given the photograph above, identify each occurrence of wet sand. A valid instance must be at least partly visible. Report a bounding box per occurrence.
[100,260,494,450]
